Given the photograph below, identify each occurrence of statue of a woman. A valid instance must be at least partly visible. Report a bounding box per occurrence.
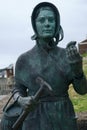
[1,2,87,130]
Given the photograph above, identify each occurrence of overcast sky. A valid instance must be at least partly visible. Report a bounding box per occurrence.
[0,0,87,68]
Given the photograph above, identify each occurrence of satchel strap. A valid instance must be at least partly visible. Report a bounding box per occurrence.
[3,91,18,112]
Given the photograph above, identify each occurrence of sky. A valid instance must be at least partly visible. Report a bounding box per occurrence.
[0,0,87,68]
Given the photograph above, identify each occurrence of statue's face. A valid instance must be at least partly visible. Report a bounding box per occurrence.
[35,9,56,39]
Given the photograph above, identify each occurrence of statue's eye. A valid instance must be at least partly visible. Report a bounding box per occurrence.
[36,17,55,24]
[36,17,45,23]
[48,17,54,22]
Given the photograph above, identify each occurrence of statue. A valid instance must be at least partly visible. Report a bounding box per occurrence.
[1,2,87,130]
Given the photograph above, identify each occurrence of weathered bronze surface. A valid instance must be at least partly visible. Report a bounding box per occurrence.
[1,2,87,130]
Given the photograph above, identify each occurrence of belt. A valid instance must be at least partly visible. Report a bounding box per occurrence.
[39,95,69,102]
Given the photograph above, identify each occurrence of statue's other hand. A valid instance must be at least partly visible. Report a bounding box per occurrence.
[66,41,82,63]
[66,41,83,76]
[18,96,34,110]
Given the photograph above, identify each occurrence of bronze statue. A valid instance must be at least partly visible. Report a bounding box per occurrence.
[1,2,87,130]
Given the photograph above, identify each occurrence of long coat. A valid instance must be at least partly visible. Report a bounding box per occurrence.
[12,44,87,130]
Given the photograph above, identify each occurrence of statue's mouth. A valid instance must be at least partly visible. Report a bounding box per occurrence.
[43,30,52,33]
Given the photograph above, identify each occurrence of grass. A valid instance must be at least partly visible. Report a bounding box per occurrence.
[68,57,87,112]
[81,53,87,57]
[83,59,87,78]
[68,86,87,112]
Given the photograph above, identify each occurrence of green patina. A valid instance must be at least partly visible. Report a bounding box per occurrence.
[1,2,87,130]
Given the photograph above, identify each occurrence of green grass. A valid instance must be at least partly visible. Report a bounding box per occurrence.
[69,87,87,112]
[72,95,87,112]
[68,57,87,112]
[81,53,87,57]
[83,62,87,78]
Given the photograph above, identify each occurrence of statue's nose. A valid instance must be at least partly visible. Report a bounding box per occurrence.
[45,19,50,27]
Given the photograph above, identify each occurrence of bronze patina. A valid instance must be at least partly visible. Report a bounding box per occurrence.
[1,2,87,130]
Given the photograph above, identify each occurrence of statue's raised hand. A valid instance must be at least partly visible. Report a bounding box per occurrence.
[66,41,83,77]
[66,41,82,63]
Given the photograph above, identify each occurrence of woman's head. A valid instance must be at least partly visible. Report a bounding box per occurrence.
[31,2,64,43]
[35,7,56,39]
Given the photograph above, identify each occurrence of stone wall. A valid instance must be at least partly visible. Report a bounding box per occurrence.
[0,78,11,95]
